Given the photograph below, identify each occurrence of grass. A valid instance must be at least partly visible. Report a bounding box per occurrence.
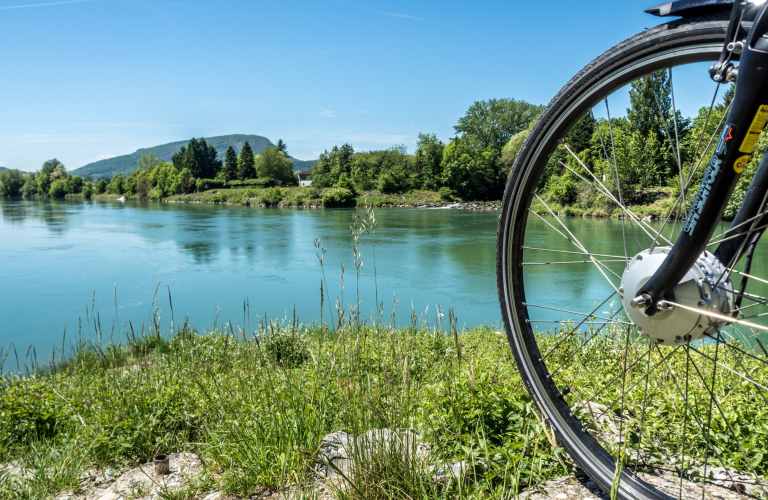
[92,187,499,209]
[1,315,765,499]
[1,206,765,500]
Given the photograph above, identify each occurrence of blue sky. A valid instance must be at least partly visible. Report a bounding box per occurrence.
[0,0,714,172]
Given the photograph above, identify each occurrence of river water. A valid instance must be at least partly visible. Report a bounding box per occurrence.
[2,199,764,360]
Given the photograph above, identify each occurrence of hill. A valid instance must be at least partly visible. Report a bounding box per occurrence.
[72,134,317,179]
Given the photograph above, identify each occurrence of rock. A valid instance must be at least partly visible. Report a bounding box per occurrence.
[202,493,222,500]
[94,452,202,500]
[518,472,759,500]
[702,466,766,496]
[429,460,488,485]
[316,429,428,480]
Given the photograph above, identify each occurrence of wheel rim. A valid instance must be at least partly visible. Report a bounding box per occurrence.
[502,30,768,500]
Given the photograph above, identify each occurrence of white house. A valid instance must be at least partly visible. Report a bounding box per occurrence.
[296,168,313,187]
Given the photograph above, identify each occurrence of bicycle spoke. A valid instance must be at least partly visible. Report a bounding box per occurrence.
[522,246,627,259]
[669,67,688,221]
[531,194,622,292]
[553,146,671,246]
[539,291,620,362]
[689,344,768,392]
[605,98,639,257]
[632,342,654,476]
[524,302,630,324]
[687,350,768,499]
[522,260,627,265]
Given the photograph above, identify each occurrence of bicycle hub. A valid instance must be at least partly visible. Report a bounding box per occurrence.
[621,247,734,344]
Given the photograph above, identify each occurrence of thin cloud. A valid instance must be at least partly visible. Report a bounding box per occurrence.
[319,109,337,118]
[0,0,97,10]
[379,11,426,21]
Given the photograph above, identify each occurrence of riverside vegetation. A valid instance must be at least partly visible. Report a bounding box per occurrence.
[2,77,766,218]
[1,208,766,500]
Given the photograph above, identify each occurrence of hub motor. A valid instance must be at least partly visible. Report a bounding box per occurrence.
[621,247,734,344]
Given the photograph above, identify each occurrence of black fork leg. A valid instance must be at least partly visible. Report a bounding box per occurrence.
[637,2,768,315]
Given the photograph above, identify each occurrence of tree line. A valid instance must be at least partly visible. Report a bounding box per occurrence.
[1,81,760,210]
[0,138,296,199]
[311,98,544,201]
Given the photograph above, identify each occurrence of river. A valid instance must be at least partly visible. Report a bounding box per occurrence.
[2,199,764,361]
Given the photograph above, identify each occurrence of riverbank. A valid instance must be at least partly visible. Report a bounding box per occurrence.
[1,318,763,499]
[89,188,501,210]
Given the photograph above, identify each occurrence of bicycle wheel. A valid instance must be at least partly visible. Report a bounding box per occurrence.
[498,14,768,500]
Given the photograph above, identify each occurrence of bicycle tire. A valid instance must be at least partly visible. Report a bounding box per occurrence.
[497,15,732,500]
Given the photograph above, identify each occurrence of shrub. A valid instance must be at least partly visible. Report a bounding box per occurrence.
[438,186,457,202]
[336,173,357,195]
[263,334,309,368]
[49,179,68,198]
[322,187,355,207]
[148,187,163,200]
[196,178,204,192]
[309,187,323,199]
[551,176,577,204]
[259,186,284,206]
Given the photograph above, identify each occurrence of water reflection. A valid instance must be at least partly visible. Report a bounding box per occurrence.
[1,199,501,357]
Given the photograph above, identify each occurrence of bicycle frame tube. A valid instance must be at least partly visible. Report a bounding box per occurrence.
[639,1,768,315]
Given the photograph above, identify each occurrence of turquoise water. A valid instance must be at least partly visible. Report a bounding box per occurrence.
[0,199,500,358]
[2,199,764,360]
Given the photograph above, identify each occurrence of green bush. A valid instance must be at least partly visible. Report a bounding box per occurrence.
[335,173,357,195]
[551,176,577,204]
[322,187,355,207]
[148,187,163,200]
[263,333,310,368]
[49,179,68,198]
[259,186,284,205]
[196,178,204,192]
[438,186,457,202]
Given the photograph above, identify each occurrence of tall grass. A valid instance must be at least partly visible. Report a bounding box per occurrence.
[0,206,765,500]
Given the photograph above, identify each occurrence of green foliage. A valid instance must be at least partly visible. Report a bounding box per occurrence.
[237,141,257,180]
[312,144,355,188]
[263,333,309,368]
[322,187,355,207]
[255,147,295,184]
[96,179,108,194]
[550,175,577,204]
[223,146,238,182]
[415,133,445,190]
[48,179,68,198]
[108,173,124,195]
[335,173,356,195]
[437,186,457,202]
[0,169,24,197]
[136,151,160,172]
[172,138,222,179]
[71,134,316,180]
[454,98,544,154]
[259,186,284,205]
[441,139,500,200]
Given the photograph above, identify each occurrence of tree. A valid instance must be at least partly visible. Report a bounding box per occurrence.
[40,159,63,177]
[0,169,23,197]
[237,141,256,180]
[255,146,295,183]
[223,146,238,182]
[276,139,288,156]
[137,151,160,172]
[441,138,499,200]
[49,179,68,198]
[414,133,445,190]
[171,138,221,178]
[51,164,68,181]
[454,98,544,154]
[109,174,124,194]
[311,144,355,187]
[96,179,108,194]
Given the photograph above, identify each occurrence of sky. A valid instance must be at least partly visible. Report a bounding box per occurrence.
[0,0,720,172]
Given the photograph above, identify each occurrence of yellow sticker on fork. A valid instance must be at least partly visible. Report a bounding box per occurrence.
[734,155,749,173]
[739,104,768,154]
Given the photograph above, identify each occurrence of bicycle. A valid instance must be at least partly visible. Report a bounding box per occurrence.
[497,1,768,499]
